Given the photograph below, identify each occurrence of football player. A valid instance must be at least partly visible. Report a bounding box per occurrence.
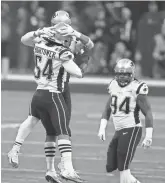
[8,10,93,183]
[98,59,153,183]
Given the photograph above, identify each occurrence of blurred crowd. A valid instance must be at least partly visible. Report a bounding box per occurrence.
[1,1,165,79]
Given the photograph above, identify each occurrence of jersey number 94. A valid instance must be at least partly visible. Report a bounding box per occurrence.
[111,95,130,114]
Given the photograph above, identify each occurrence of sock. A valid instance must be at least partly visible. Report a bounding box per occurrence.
[44,142,56,172]
[128,169,139,183]
[58,139,74,171]
[13,116,38,152]
[120,169,130,183]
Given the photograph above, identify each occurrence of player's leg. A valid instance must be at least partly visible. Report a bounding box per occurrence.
[51,92,83,183]
[8,116,39,168]
[8,93,40,168]
[117,127,142,183]
[62,83,72,122]
[58,84,72,172]
[38,110,62,183]
[106,132,119,173]
[31,90,62,183]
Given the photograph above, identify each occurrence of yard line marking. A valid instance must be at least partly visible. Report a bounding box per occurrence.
[2,153,165,163]
[2,140,165,150]
[1,123,20,128]
[86,113,165,120]
[2,168,165,180]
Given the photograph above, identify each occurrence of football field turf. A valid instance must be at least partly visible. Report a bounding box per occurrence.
[1,91,165,183]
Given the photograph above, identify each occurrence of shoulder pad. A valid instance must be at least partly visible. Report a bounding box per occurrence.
[107,79,116,93]
[59,49,74,61]
[136,82,149,95]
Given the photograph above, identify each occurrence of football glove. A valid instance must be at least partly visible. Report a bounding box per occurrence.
[98,119,107,141]
[54,23,81,38]
[142,127,153,149]
[34,27,55,37]
[142,137,152,148]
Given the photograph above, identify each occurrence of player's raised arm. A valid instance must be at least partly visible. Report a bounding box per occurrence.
[137,86,154,148]
[60,49,84,78]
[98,96,112,141]
[55,23,94,50]
[21,27,55,47]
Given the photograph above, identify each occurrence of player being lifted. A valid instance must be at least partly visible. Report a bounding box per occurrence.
[98,59,153,183]
[8,11,93,183]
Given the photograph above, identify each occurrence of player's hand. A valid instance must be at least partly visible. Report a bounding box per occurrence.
[34,27,55,37]
[54,23,80,37]
[142,137,152,149]
[98,128,106,141]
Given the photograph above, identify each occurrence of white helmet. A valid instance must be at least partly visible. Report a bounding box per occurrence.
[114,58,135,87]
[51,10,71,25]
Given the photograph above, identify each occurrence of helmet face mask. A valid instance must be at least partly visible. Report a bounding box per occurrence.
[115,72,133,87]
[114,59,135,87]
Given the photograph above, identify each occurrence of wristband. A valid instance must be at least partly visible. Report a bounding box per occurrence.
[100,119,108,130]
[74,30,81,38]
[85,39,94,49]
[146,127,153,138]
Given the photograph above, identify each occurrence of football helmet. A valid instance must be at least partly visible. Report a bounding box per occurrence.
[114,58,135,87]
[51,10,71,25]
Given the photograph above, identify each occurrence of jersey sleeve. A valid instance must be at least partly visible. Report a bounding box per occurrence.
[136,82,149,95]
[107,79,115,94]
[59,49,74,62]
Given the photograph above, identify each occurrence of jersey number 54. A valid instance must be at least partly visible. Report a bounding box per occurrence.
[34,55,53,80]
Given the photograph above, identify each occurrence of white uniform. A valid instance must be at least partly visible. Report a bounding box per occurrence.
[33,41,73,92]
[108,79,148,130]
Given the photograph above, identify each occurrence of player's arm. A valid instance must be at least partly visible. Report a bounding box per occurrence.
[60,50,84,78]
[74,31,94,50]
[137,85,153,148]
[21,27,54,47]
[59,24,94,50]
[21,30,43,47]
[98,96,112,141]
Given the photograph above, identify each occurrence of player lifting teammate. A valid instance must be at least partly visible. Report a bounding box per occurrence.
[8,10,93,183]
[98,59,154,183]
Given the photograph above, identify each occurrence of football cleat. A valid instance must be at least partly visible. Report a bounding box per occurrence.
[58,162,80,174]
[57,162,65,173]
[8,149,19,168]
[45,171,63,183]
[60,169,85,183]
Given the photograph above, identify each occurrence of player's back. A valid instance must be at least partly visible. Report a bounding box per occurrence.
[108,79,148,130]
[34,41,72,92]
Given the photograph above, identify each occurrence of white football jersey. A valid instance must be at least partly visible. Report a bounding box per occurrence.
[33,40,74,92]
[108,79,148,130]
